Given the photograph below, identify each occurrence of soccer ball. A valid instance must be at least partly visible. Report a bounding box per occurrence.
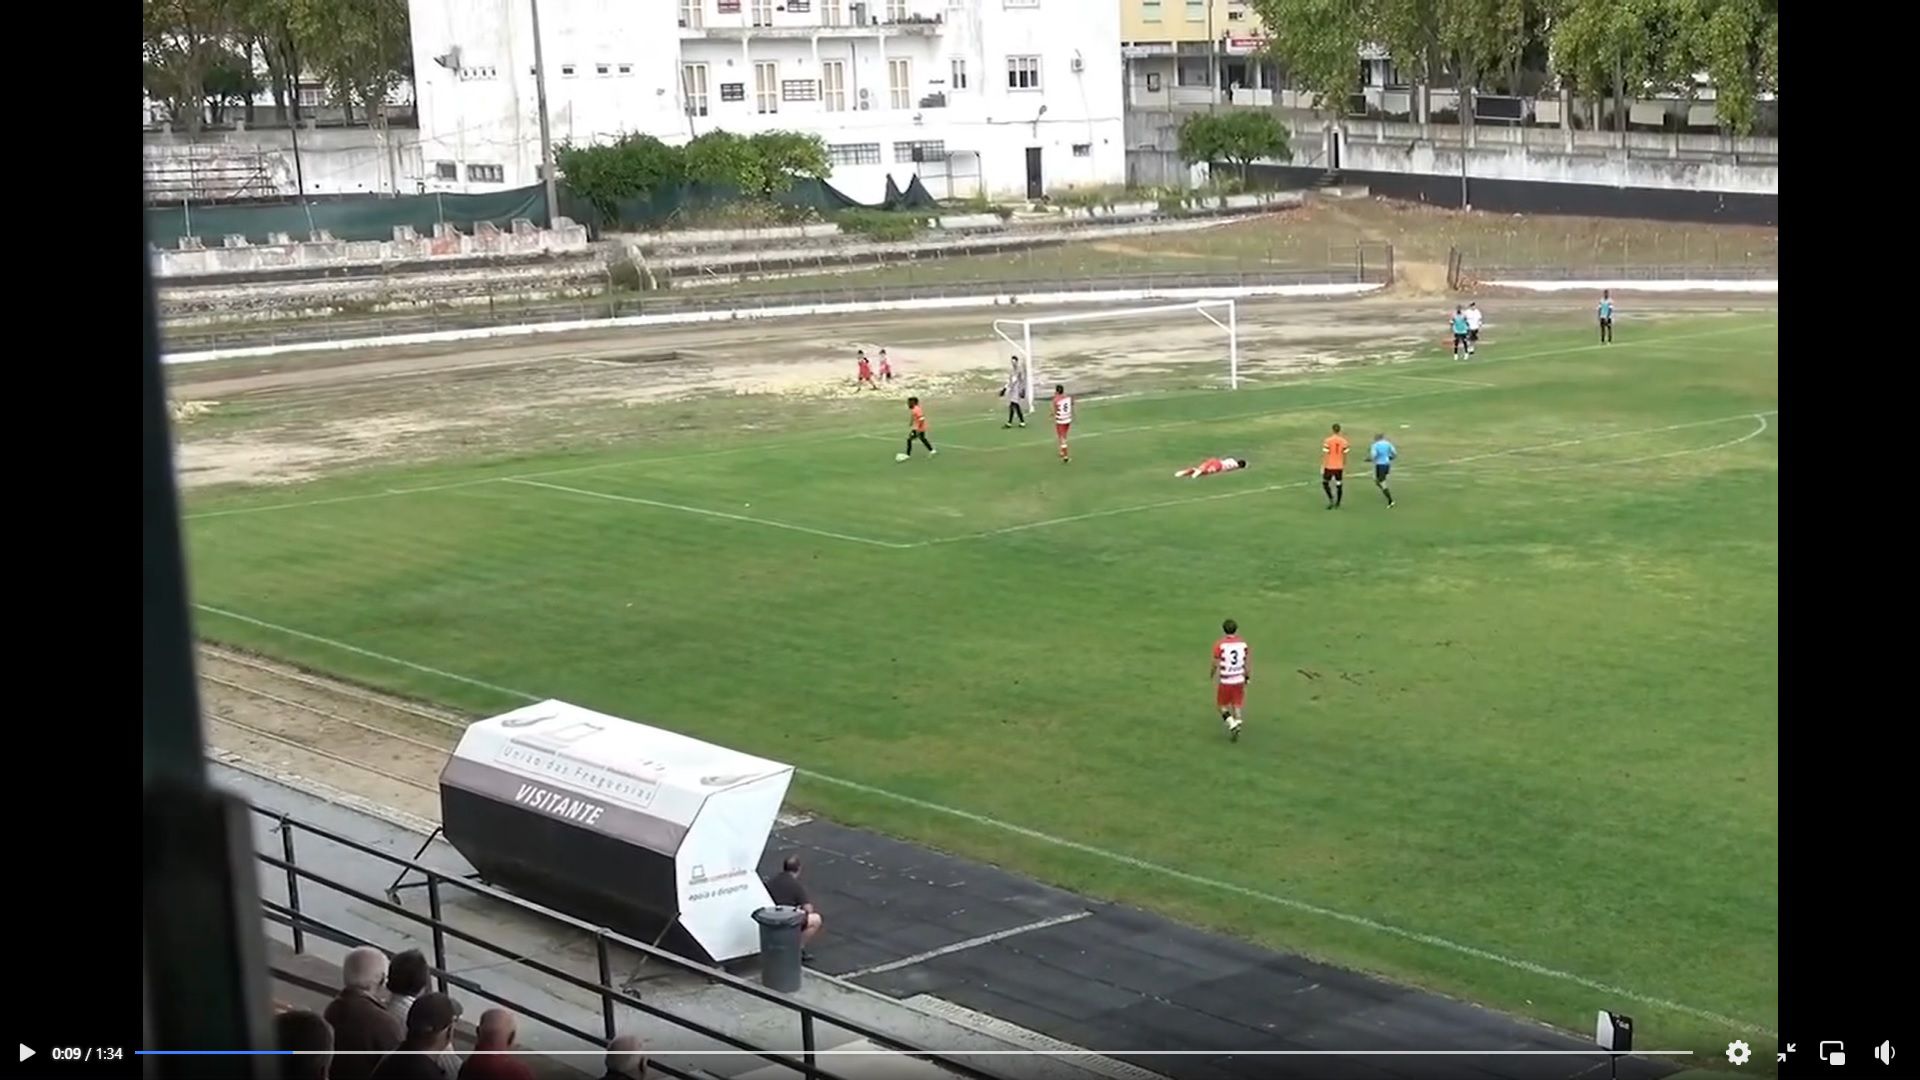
[894,452,909,462]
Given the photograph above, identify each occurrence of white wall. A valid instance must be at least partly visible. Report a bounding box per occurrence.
[406,0,1124,201]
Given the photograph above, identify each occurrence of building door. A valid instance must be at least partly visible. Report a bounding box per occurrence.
[1025,146,1043,199]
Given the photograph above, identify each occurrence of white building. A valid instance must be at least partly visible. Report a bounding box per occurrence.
[407,0,1124,202]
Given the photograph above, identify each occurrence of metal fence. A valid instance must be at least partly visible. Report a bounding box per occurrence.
[1451,229,1777,283]
[162,250,1394,354]
[255,805,1006,1080]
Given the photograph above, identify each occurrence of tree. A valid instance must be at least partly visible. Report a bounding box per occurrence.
[1440,0,1532,131]
[203,47,261,124]
[745,131,829,198]
[144,0,237,133]
[681,130,759,189]
[1548,0,1699,129]
[1177,111,1292,181]
[1692,0,1776,135]
[285,0,409,123]
[1249,0,1371,111]
[557,134,683,225]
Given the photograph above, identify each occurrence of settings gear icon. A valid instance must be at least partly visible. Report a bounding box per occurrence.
[1726,1040,1752,1065]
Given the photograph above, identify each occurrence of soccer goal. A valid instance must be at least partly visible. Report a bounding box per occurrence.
[992,299,1240,411]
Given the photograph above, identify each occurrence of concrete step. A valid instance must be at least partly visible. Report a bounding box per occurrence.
[730,1038,956,1080]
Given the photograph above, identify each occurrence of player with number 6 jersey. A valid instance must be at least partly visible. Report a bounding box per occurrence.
[1051,384,1073,463]
[1212,618,1250,741]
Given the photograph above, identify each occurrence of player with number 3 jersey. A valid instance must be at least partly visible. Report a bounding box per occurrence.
[1212,618,1250,741]
[1051,384,1074,463]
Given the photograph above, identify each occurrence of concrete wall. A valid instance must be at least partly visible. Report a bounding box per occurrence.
[1125,105,1778,199]
[1320,116,1777,195]
[152,217,590,278]
[143,126,427,200]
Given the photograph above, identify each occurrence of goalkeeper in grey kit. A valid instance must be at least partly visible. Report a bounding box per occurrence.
[999,356,1028,428]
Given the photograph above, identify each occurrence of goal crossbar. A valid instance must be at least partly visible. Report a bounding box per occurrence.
[992,299,1240,410]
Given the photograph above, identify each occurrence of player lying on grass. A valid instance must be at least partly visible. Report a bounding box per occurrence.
[1174,456,1248,479]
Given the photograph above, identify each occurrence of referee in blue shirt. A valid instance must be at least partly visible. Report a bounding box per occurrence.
[1369,433,1397,507]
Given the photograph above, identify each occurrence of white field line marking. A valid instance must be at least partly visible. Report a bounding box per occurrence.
[920,411,1777,546]
[1491,412,1771,474]
[189,602,1774,1036]
[856,433,986,451]
[1379,372,1499,389]
[841,912,1095,979]
[182,432,874,522]
[182,321,1773,523]
[489,383,1486,550]
[503,478,915,549]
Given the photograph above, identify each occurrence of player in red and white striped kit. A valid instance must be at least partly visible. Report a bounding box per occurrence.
[1051,384,1073,463]
[1211,618,1251,741]
[1173,456,1248,479]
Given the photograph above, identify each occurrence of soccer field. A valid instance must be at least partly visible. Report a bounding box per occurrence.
[183,310,1779,1057]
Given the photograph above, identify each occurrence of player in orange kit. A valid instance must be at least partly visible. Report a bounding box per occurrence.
[1051,383,1074,462]
[1173,456,1248,479]
[1211,618,1251,741]
[856,351,877,390]
[896,396,936,460]
[1321,422,1350,509]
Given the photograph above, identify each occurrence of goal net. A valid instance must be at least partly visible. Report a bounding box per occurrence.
[992,299,1241,412]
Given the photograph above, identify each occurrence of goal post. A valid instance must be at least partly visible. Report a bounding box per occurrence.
[991,299,1240,412]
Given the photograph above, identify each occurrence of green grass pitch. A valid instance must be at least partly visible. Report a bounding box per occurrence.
[184,312,1778,1058]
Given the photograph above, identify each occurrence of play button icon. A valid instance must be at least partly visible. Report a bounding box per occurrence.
[19,1046,33,1062]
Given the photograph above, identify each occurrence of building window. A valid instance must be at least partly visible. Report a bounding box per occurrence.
[950,57,968,90]
[1072,142,1092,157]
[822,60,847,111]
[720,82,745,101]
[822,0,842,25]
[894,139,945,163]
[434,161,457,180]
[682,63,710,116]
[754,61,779,113]
[1145,71,1162,91]
[1006,55,1041,90]
[467,163,504,183]
[618,63,633,75]
[679,0,703,28]
[1142,0,1162,19]
[782,78,820,102]
[888,58,911,110]
[595,63,610,76]
[717,0,739,11]
[561,64,576,77]
[828,142,882,166]
[1005,0,1040,7]
[1228,8,1245,19]
[1185,0,1203,20]
[1176,57,1211,86]
[751,0,773,25]
[886,0,907,19]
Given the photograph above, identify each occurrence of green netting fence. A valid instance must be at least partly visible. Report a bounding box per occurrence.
[144,186,550,246]
[145,176,939,246]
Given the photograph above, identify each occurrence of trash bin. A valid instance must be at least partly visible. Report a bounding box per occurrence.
[752,906,807,992]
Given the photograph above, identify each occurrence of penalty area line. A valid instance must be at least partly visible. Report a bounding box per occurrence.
[502,478,915,549]
[185,602,1775,1036]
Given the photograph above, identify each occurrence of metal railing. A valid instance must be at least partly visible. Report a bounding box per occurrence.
[254,806,1006,1080]
[162,257,1394,354]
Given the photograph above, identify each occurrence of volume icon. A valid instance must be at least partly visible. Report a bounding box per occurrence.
[1875,1041,1895,1065]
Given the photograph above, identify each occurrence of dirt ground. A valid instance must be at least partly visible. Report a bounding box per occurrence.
[165,291,1776,489]
[200,645,463,823]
